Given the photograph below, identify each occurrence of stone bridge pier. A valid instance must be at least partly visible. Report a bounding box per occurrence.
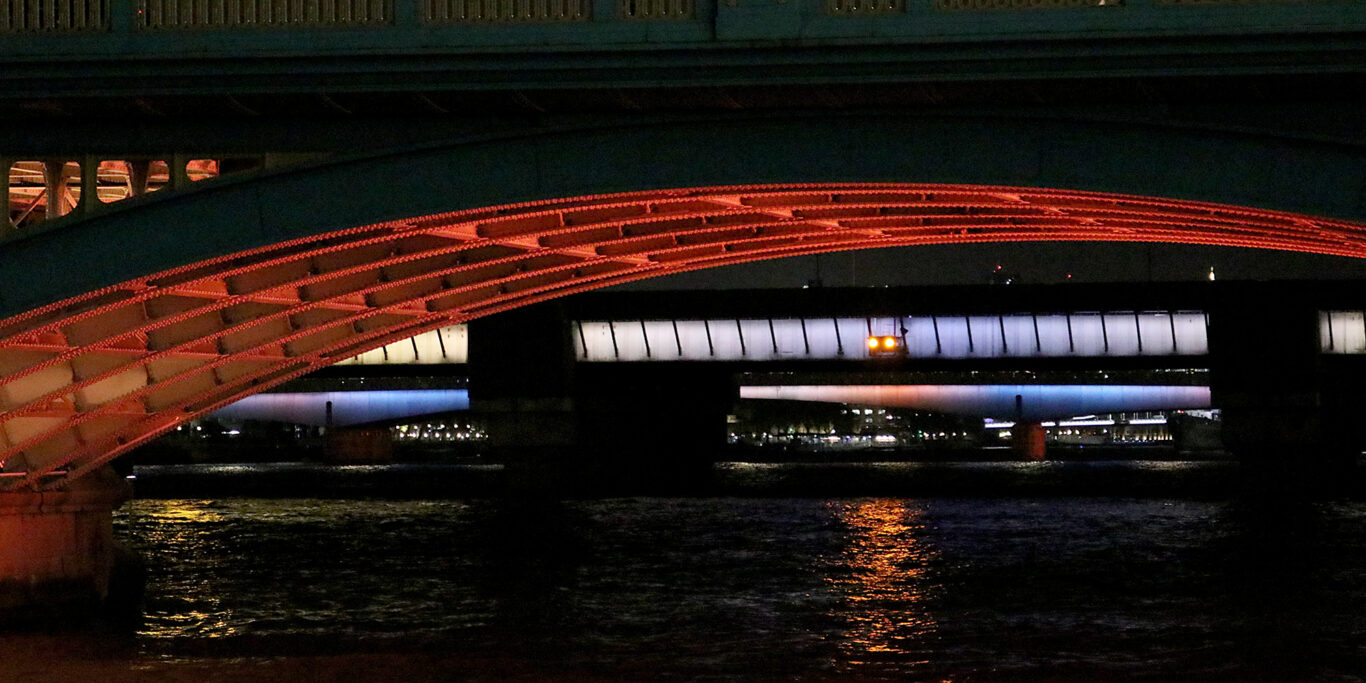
[0,468,140,623]
[1209,290,1363,494]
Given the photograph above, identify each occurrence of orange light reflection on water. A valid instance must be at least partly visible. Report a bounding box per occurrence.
[126,500,240,640]
[827,499,938,668]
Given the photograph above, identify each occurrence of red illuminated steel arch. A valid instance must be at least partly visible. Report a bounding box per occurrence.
[2,182,1365,490]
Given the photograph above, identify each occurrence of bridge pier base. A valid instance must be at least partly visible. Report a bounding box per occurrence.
[1220,405,1359,495]
[1012,421,1047,461]
[0,467,141,623]
[482,388,729,495]
[573,365,732,494]
[322,426,394,464]
[478,398,582,494]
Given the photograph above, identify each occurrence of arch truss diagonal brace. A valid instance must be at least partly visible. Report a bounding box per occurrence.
[1,182,1363,489]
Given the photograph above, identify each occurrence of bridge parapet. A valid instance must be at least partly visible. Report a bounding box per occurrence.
[1,155,317,241]
[1,0,1362,81]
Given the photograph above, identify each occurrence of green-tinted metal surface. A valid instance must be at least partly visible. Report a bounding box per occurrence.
[2,113,1364,319]
[2,0,1366,96]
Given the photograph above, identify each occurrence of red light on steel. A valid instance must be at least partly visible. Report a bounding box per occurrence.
[2,181,1365,489]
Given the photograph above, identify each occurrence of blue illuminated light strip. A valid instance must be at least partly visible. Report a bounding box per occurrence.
[739,385,1210,421]
[209,390,470,426]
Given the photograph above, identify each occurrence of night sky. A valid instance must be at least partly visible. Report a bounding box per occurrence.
[616,241,1366,290]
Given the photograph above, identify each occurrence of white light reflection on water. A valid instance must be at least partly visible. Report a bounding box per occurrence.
[827,499,938,670]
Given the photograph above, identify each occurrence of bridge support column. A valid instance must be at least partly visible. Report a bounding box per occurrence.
[1209,294,1357,494]
[0,467,140,622]
[1011,421,1047,461]
[468,302,582,493]
[469,302,732,494]
[574,364,734,493]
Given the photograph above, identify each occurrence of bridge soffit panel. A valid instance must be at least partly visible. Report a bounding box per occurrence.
[0,118,1365,488]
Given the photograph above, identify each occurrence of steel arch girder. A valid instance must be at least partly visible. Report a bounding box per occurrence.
[3,116,1366,487]
[5,114,1366,318]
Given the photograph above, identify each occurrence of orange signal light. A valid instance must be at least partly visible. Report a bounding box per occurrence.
[869,336,899,354]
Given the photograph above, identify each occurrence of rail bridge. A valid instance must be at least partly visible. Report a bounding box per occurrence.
[6,1,1366,616]
[206,281,1362,470]
[215,283,1221,430]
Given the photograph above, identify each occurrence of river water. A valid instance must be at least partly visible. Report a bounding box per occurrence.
[6,461,1366,681]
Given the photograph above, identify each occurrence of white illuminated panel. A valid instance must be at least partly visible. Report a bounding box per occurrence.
[1067,315,1107,356]
[1137,312,1175,355]
[1103,313,1140,356]
[642,320,682,360]
[1033,315,1074,356]
[802,318,843,358]
[575,312,1208,362]
[707,319,745,358]
[837,318,870,357]
[1320,311,1366,354]
[578,320,617,360]
[935,317,973,357]
[739,319,773,360]
[771,319,810,358]
[614,321,651,360]
[1001,315,1037,356]
[1172,313,1209,355]
[336,324,468,365]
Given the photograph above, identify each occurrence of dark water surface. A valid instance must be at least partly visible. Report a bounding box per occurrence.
[7,461,1366,681]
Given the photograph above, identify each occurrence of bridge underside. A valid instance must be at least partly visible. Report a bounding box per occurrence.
[1,181,1364,489]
